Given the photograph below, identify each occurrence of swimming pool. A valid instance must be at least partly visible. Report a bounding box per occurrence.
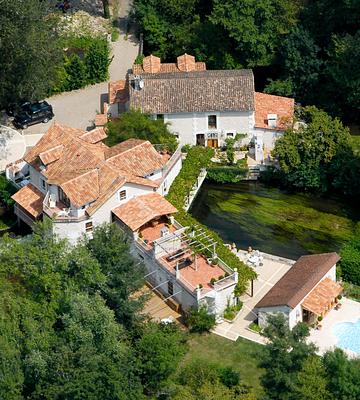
[333,318,360,354]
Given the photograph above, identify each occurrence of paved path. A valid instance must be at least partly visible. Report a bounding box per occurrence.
[0,0,138,169]
[212,252,294,343]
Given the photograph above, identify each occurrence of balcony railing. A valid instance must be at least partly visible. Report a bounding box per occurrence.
[42,192,87,223]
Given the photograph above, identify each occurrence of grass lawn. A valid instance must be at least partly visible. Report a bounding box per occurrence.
[179,333,264,395]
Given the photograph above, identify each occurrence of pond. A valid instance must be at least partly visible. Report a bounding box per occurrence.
[190,182,360,260]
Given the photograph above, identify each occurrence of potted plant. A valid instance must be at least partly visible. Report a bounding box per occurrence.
[210,277,217,286]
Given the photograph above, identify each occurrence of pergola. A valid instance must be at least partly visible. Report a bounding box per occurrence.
[302,278,343,319]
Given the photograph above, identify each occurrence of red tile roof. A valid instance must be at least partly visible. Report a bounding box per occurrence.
[255,92,294,130]
[302,278,343,315]
[112,193,177,231]
[256,253,340,309]
[80,127,107,144]
[18,123,169,215]
[108,80,128,104]
[11,184,44,218]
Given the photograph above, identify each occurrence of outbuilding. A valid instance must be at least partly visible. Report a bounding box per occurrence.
[256,253,342,329]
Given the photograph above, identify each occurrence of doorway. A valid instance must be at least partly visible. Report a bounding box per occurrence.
[196,133,205,146]
[207,138,218,148]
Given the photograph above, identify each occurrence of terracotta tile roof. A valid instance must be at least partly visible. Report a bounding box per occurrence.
[105,139,146,158]
[24,123,84,165]
[302,278,343,315]
[255,92,294,130]
[129,69,255,113]
[108,80,128,104]
[39,145,64,165]
[80,128,107,144]
[18,123,169,215]
[95,113,108,126]
[112,193,177,231]
[11,184,44,218]
[106,140,166,176]
[256,253,340,309]
[61,169,100,208]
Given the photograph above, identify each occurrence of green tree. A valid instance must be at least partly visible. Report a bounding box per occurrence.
[132,0,199,60]
[323,349,360,400]
[185,306,216,333]
[210,0,301,67]
[106,109,178,152]
[266,27,322,103]
[136,323,187,394]
[85,39,111,84]
[85,223,146,328]
[272,106,351,192]
[293,356,333,400]
[64,54,88,90]
[0,0,62,108]
[260,314,316,400]
[339,227,360,285]
[323,31,360,122]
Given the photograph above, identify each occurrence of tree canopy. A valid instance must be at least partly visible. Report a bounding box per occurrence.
[106,109,178,152]
[0,0,62,108]
[0,221,188,399]
[271,106,359,196]
[133,0,360,124]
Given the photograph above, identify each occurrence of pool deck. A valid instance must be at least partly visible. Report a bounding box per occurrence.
[212,251,294,343]
[308,297,360,357]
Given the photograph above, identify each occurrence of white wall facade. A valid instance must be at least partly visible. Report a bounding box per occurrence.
[163,111,255,146]
[258,264,338,329]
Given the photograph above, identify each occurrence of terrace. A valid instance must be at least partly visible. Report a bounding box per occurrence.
[43,192,87,222]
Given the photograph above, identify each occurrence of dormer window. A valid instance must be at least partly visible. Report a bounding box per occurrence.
[41,178,47,191]
[208,115,217,129]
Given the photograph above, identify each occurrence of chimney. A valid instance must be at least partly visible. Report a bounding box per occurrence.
[142,54,161,73]
[177,53,196,72]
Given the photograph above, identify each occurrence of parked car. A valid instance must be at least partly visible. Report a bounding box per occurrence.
[12,101,54,129]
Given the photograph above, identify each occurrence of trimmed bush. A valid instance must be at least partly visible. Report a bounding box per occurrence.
[185,306,216,333]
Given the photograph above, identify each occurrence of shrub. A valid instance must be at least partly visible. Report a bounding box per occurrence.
[249,321,262,333]
[337,294,342,300]
[181,144,191,153]
[185,306,216,333]
[210,277,217,286]
[218,367,240,388]
[318,315,323,322]
[207,166,248,184]
[85,39,110,83]
[0,175,16,208]
[64,54,88,90]
[106,110,178,151]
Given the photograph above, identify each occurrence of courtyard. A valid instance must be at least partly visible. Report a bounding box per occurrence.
[213,251,294,343]
[308,297,360,356]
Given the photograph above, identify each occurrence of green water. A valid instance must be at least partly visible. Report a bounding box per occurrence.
[191,182,360,260]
